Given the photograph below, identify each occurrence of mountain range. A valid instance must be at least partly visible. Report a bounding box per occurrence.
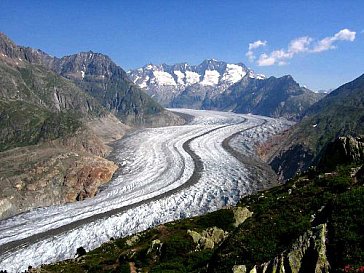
[128,60,323,120]
[127,60,264,105]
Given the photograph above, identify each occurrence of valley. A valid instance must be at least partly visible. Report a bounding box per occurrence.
[0,109,290,272]
[0,7,363,269]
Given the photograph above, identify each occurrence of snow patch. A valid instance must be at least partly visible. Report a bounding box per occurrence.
[221,64,246,84]
[185,71,200,85]
[174,71,185,85]
[200,70,220,86]
[152,71,176,86]
[81,71,85,79]
[139,75,150,88]
[255,74,266,80]
[249,71,265,80]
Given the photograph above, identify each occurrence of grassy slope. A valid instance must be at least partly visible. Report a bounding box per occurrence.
[0,58,108,152]
[0,100,82,152]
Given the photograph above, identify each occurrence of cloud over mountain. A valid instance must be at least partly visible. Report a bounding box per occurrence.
[247,28,356,66]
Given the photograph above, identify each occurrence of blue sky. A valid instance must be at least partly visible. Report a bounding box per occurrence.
[0,0,363,90]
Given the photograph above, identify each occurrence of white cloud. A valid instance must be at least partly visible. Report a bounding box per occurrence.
[311,37,336,52]
[312,28,356,52]
[334,28,356,41]
[257,45,295,66]
[246,40,267,62]
[248,28,356,66]
[248,40,267,50]
[288,36,312,53]
[257,53,275,66]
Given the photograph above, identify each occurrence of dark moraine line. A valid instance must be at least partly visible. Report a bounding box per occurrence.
[221,119,279,189]
[0,119,248,256]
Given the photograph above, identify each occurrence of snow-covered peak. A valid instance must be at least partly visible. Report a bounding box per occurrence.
[145,64,154,70]
[127,60,265,94]
[248,70,266,80]
[221,64,247,84]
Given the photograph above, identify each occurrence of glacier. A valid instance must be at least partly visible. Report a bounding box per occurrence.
[0,109,291,272]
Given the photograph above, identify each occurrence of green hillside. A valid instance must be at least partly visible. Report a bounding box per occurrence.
[270,74,364,180]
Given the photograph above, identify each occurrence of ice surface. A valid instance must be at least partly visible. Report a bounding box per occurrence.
[0,109,291,272]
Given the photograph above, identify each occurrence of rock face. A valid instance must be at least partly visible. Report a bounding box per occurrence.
[233,206,253,227]
[63,156,118,202]
[188,227,228,250]
[270,144,315,180]
[0,129,118,220]
[231,224,330,273]
[318,135,364,171]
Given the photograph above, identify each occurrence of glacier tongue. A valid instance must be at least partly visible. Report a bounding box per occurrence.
[0,109,290,273]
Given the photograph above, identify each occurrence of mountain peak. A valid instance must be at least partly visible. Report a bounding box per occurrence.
[283,74,293,79]
[199,58,224,68]
[203,58,218,63]
[0,32,19,59]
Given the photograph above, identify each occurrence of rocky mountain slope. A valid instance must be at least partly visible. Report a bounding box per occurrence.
[204,75,324,121]
[0,32,181,126]
[32,136,364,273]
[49,52,181,126]
[128,60,323,120]
[0,32,182,219]
[0,33,108,151]
[267,73,364,180]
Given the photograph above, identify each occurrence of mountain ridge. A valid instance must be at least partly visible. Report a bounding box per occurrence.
[127,59,265,108]
[266,73,364,179]
[203,74,324,121]
[128,60,323,120]
[0,32,182,126]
